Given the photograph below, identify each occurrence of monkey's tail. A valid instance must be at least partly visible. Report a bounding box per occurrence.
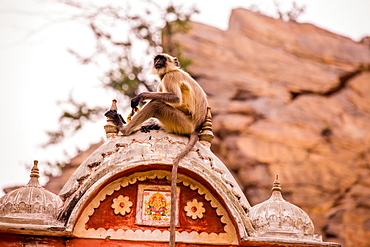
[169,131,199,247]
[174,131,199,166]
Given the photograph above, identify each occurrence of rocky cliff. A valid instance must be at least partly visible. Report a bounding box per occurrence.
[171,8,370,247]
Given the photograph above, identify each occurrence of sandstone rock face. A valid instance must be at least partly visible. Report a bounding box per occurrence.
[173,8,370,247]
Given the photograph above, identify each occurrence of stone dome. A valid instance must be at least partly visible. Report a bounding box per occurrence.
[248,176,322,242]
[0,161,62,225]
[57,129,254,241]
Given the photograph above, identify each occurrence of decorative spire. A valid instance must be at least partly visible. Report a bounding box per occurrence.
[269,175,283,202]
[110,99,118,111]
[104,99,119,136]
[199,107,214,145]
[272,175,281,192]
[26,160,42,187]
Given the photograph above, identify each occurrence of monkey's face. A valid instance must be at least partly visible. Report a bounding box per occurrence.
[154,55,167,69]
[152,53,180,76]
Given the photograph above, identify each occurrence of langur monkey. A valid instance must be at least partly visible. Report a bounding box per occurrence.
[105,53,208,246]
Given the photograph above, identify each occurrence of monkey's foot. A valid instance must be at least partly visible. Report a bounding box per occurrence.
[140,124,161,133]
[105,110,126,127]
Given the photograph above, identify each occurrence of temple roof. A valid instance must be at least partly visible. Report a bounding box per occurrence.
[57,129,254,238]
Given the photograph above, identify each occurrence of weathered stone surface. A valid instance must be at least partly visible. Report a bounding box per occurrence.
[56,130,253,241]
[171,8,370,247]
[45,142,103,195]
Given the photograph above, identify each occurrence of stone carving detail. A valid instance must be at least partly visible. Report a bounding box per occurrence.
[73,170,238,245]
[184,199,205,220]
[0,160,62,223]
[111,195,133,216]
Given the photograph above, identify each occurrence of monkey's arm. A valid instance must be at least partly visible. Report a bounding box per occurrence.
[131,91,181,109]
[131,92,180,108]
[132,73,185,108]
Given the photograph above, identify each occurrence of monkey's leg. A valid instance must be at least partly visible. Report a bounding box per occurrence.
[121,100,193,135]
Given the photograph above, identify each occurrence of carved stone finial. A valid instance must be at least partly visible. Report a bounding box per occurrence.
[104,99,119,137]
[27,160,42,187]
[30,160,40,178]
[272,175,281,192]
[199,107,214,145]
[110,99,118,111]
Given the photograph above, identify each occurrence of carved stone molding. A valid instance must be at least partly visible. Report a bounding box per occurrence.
[73,170,238,245]
[111,195,133,216]
[184,199,205,220]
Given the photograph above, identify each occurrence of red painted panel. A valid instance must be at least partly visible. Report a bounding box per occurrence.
[86,178,225,234]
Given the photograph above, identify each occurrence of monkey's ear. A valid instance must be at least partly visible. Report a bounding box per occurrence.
[174,57,180,67]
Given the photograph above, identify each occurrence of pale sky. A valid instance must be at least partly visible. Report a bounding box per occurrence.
[0,0,369,195]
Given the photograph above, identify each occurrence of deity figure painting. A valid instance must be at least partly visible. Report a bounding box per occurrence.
[143,191,171,221]
[136,185,179,226]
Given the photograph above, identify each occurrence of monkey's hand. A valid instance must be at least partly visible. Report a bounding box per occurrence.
[104,110,126,128]
[140,124,161,133]
[131,94,142,109]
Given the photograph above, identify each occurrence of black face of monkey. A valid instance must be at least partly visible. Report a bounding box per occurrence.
[154,55,167,69]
